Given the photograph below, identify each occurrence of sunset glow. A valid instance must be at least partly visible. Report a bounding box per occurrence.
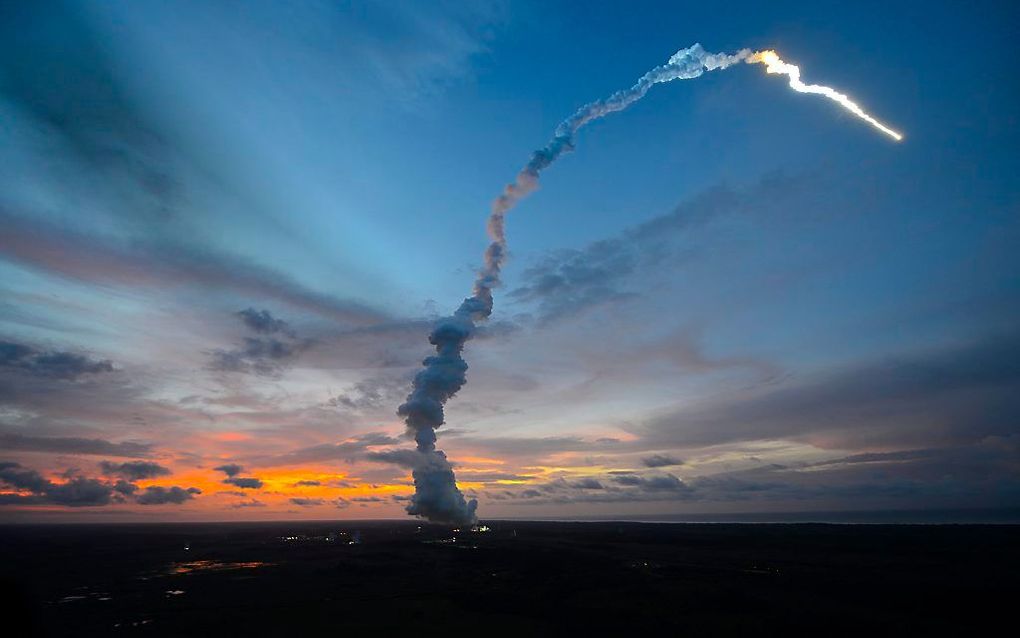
[0,2,1014,526]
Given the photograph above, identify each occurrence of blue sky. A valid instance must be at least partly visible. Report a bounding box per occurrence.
[1,0,1017,520]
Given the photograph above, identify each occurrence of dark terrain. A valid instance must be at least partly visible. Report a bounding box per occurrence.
[1,520,1017,636]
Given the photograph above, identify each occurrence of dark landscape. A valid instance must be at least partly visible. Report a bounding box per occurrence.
[3,520,1018,636]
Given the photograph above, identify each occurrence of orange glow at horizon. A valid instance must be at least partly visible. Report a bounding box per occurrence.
[208,431,253,442]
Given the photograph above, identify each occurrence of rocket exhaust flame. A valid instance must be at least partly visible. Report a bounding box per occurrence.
[394,43,903,525]
[746,50,903,141]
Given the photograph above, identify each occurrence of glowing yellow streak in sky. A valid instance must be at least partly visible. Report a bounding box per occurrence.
[748,50,903,141]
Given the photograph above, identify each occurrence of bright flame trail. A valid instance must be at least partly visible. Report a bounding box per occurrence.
[395,43,903,525]
[747,50,903,141]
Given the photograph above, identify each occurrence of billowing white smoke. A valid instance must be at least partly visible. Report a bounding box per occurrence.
[395,44,747,525]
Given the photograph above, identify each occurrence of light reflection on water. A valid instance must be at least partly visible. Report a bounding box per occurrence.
[167,560,270,575]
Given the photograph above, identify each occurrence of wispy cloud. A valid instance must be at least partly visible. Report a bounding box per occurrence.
[0,461,200,507]
[636,331,1020,450]
[0,432,151,458]
[0,212,387,325]
[99,460,171,480]
[1,339,113,380]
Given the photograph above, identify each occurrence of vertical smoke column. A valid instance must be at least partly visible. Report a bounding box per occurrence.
[397,43,749,525]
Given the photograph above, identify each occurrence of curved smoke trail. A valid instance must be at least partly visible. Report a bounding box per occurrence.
[396,43,749,525]
[395,43,902,524]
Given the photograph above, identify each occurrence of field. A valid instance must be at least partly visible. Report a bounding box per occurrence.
[2,521,1017,636]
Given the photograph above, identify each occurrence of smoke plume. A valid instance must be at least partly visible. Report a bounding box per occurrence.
[395,44,748,525]
[393,42,903,524]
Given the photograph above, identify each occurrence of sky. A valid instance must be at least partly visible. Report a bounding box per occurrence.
[1,0,1018,522]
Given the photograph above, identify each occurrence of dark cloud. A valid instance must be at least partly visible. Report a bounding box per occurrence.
[450,435,622,459]
[804,449,935,468]
[2,461,202,507]
[328,373,411,412]
[508,179,807,323]
[0,431,151,457]
[673,441,1020,508]
[483,472,691,506]
[229,498,265,508]
[44,477,117,506]
[0,340,113,380]
[293,480,321,487]
[208,335,307,378]
[214,464,243,477]
[637,332,1020,450]
[350,496,385,503]
[642,454,683,468]
[224,477,263,490]
[0,494,39,505]
[99,460,171,480]
[608,474,641,486]
[455,471,537,483]
[514,473,689,502]
[136,486,200,505]
[364,448,423,469]
[610,474,685,491]
[262,432,401,466]
[289,497,324,507]
[0,353,155,436]
[0,461,50,493]
[212,464,262,489]
[237,308,295,336]
[509,239,638,323]
[0,342,33,365]
[0,461,115,506]
[335,497,351,509]
[300,317,512,373]
[235,337,301,361]
[113,480,138,495]
[208,308,310,377]
[483,436,1020,510]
